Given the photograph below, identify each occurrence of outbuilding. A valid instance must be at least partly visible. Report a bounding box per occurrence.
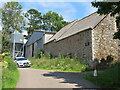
[25,30,55,58]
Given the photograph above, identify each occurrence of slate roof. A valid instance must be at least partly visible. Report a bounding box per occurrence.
[26,30,56,46]
[26,31,44,46]
[45,12,107,44]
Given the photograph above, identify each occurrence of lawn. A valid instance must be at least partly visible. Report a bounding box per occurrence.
[29,55,88,72]
[85,62,120,88]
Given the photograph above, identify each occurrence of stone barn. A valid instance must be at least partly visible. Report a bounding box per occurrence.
[44,12,119,66]
[25,30,55,58]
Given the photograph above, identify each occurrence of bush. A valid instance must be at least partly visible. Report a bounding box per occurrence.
[2,56,19,88]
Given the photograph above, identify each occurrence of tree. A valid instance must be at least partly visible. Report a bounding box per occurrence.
[91,1,120,40]
[1,1,25,53]
[43,11,68,32]
[24,9,42,39]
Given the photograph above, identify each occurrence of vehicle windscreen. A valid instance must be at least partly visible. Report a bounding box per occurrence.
[16,58,27,61]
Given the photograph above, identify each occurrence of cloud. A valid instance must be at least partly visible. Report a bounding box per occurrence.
[22,30,28,35]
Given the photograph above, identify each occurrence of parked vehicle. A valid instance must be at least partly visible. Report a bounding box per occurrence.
[14,57,31,67]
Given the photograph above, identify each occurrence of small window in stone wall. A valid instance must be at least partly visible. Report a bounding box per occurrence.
[116,21,119,29]
[85,42,90,46]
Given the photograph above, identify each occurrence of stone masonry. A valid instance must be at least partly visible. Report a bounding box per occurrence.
[92,14,119,62]
[45,29,93,62]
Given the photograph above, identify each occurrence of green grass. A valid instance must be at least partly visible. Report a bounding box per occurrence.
[2,56,19,88]
[85,62,120,88]
[29,56,88,72]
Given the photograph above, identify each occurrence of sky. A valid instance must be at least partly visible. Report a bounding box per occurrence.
[19,2,97,21]
[0,0,98,35]
[0,0,97,22]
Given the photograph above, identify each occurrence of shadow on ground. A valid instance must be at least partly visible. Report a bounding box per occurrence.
[42,71,99,88]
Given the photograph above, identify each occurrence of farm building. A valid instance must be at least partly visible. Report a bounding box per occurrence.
[44,12,119,66]
[25,30,55,58]
[10,30,24,58]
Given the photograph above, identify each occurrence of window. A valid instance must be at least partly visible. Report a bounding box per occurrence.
[85,42,90,46]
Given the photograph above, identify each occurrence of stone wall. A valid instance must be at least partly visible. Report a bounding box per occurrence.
[44,29,93,62]
[92,14,119,62]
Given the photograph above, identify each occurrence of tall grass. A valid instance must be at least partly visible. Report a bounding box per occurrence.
[2,56,19,88]
[29,54,88,72]
[85,62,120,88]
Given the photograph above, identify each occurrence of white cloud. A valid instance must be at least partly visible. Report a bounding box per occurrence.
[22,30,28,35]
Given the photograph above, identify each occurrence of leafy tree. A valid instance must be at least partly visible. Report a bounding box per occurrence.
[43,11,68,32]
[24,9,42,39]
[0,1,25,53]
[91,1,120,40]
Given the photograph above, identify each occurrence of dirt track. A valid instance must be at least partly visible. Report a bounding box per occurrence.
[16,68,100,88]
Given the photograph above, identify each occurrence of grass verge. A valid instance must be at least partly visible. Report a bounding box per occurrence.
[85,62,120,88]
[29,56,88,72]
[2,56,19,88]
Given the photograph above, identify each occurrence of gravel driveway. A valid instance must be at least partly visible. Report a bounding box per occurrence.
[16,68,100,88]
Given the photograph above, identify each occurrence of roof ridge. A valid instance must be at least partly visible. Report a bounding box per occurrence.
[34,30,56,34]
[77,11,97,22]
